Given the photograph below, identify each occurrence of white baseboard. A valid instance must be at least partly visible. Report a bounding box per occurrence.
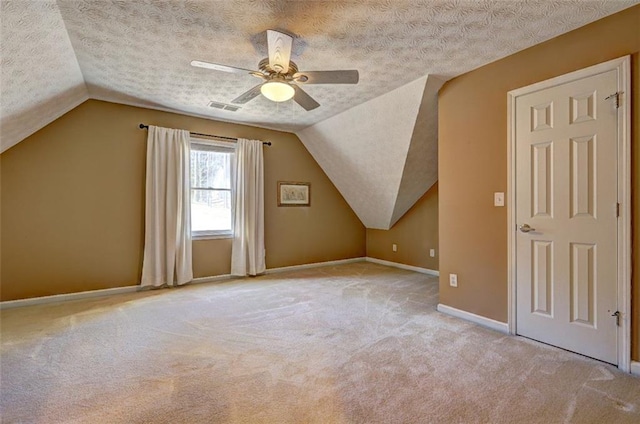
[0,276,236,310]
[1,256,436,309]
[265,257,365,274]
[190,274,233,285]
[365,257,439,276]
[437,303,509,334]
[631,361,640,377]
[0,285,139,310]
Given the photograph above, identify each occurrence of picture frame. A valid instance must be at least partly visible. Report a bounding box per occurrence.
[277,181,310,207]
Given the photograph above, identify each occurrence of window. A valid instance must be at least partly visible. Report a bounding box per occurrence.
[190,139,235,238]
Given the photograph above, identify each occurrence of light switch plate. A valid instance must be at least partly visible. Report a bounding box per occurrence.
[494,192,505,207]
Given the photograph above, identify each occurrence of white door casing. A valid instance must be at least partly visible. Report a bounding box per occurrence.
[507,56,631,371]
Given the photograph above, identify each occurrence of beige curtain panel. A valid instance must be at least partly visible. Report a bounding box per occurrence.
[141,125,193,287]
[231,138,265,276]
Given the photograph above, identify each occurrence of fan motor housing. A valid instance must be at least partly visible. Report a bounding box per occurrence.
[258,58,299,78]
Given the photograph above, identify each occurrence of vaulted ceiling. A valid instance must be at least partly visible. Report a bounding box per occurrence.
[2,0,636,228]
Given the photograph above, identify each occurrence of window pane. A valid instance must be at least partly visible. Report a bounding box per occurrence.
[191,189,232,232]
[190,150,231,189]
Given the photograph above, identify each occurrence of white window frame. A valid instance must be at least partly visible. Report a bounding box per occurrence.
[190,138,236,240]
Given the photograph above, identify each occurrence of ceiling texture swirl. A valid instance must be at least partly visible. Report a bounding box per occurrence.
[2,0,637,227]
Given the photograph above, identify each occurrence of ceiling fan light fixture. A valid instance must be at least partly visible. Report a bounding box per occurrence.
[260,81,295,102]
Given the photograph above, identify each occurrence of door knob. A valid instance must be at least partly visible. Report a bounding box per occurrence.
[519,224,535,233]
[611,311,620,326]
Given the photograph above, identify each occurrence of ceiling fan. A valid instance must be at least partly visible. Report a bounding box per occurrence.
[191,30,359,111]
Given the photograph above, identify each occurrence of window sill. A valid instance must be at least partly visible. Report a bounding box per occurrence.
[192,233,233,241]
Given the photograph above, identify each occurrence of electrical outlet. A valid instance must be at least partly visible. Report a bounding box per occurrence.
[494,192,505,207]
[392,244,397,252]
[430,249,436,257]
[449,274,458,287]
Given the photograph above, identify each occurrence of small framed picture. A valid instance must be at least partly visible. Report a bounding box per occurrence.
[277,181,310,207]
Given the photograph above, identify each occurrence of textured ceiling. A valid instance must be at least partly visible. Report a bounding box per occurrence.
[298,75,441,229]
[0,0,88,152]
[2,0,637,153]
[2,1,637,228]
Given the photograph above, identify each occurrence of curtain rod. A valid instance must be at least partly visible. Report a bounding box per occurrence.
[138,124,271,146]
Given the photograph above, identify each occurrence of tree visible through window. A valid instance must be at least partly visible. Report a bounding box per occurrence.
[190,140,235,237]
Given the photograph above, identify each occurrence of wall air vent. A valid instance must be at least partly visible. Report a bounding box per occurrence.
[208,101,241,112]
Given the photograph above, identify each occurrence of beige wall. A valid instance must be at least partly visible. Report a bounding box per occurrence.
[438,6,640,359]
[0,100,365,301]
[367,183,438,270]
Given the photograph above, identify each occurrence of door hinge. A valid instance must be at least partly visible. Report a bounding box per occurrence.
[605,91,621,109]
[611,311,620,326]
[616,202,620,217]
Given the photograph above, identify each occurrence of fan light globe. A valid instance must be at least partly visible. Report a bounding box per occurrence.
[261,81,295,102]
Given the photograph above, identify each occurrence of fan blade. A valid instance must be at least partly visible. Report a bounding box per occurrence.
[266,30,292,74]
[293,86,320,111]
[294,70,359,84]
[231,84,263,104]
[191,60,254,75]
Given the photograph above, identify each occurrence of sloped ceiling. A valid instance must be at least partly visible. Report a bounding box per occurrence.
[298,75,442,229]
[0,0,88,152]
[390,75,442,227]
[2,0,637,227]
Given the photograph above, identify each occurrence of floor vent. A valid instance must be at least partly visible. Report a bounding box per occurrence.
[208,101,241,112]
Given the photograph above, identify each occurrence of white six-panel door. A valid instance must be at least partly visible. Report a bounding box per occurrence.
[514,69,619,364]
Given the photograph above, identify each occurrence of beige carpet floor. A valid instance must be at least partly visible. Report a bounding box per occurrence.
[1,262,639,423]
